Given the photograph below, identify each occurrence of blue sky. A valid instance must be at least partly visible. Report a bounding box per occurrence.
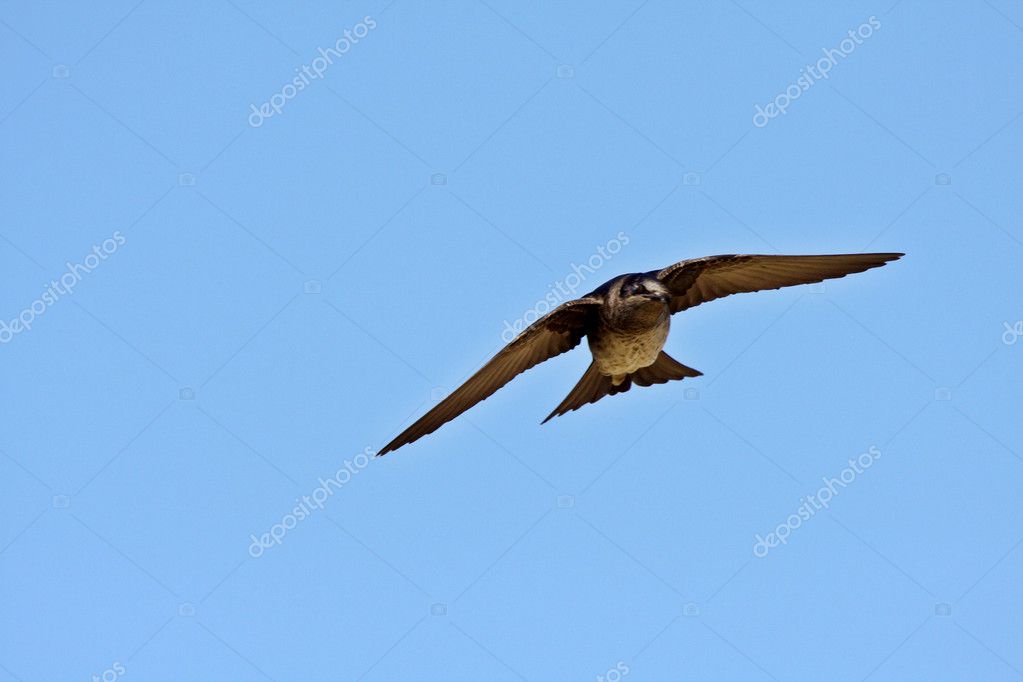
[1,1,1021,680]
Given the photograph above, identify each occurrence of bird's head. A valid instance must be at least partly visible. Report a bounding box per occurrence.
[619,276,671,306]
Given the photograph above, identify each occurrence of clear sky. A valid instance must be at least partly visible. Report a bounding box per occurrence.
[1,1,1021,680]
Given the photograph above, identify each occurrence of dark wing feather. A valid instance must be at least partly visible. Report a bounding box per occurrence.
[656,253,903,314]
[378,297,601,455]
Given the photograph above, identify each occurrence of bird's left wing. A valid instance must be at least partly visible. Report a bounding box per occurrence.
[655,253,903,314]
[378,297,602,455]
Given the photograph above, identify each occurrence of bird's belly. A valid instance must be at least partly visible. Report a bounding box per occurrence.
[589,323,669,376]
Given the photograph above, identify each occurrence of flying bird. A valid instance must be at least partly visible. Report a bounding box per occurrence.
[378,252,902,455]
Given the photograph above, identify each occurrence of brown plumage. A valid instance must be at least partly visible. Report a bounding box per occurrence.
[377,252,903,455]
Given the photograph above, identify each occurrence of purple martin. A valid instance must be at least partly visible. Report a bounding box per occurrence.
[378,252,902,455]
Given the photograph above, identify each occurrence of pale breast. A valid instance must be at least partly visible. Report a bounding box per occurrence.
[589,320,670,376]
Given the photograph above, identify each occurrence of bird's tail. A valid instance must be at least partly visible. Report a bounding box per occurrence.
[542,351,702,424]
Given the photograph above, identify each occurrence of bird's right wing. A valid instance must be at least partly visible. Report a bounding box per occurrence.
[378,297,602,455]
[656,253,903,314]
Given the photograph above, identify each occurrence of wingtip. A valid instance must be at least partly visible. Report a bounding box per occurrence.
[864,252,903,265]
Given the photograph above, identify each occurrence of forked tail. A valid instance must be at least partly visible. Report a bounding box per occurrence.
[542,351,702,423]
